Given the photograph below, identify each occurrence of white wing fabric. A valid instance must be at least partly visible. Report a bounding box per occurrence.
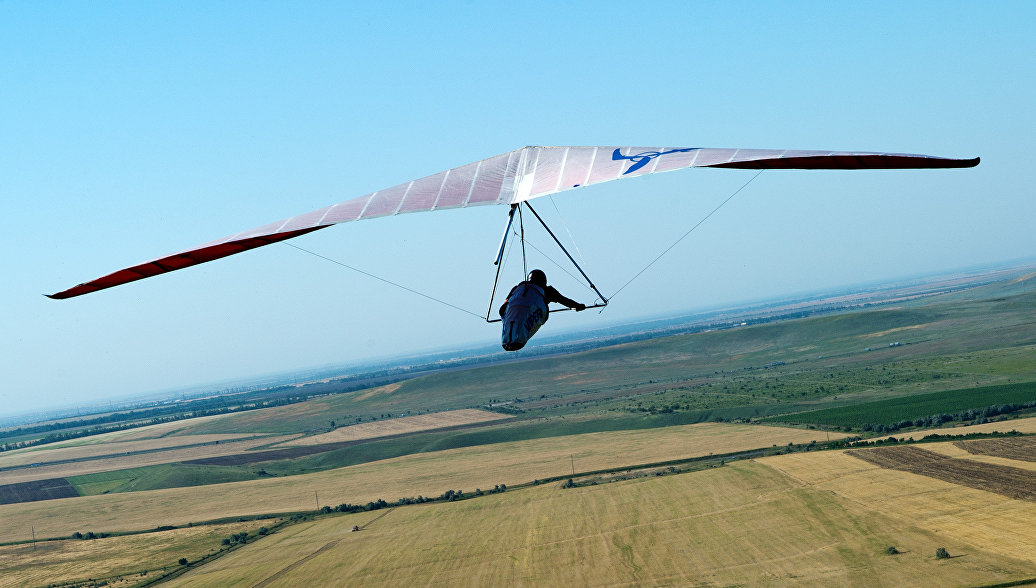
[48,146,979,299]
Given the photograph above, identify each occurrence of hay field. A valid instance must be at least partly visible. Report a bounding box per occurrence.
[276,409,512,447]
[166,459,1035,587]
[0,422,844,543]
[764,446,1036,565]
[0,435,298,485]
[0,520,272,588]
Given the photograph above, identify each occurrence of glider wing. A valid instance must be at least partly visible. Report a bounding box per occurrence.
[47,146,978,299]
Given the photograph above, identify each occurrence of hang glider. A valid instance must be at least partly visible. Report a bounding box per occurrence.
[47,146,979,300]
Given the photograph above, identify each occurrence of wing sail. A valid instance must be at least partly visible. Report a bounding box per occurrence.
[48,146,978,299]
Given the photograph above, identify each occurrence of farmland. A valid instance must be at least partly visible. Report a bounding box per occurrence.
[0,434,298,486]
[1,269,1035,585]
[275,408,511,447]
[0,421,848,542]
[165,448,1036,587]
[764,381,1036,430]
[0,519,275,588]
[956,437,1036,462]
[849,443,1036,500]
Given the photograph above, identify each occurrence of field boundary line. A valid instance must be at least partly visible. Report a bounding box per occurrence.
[251,538,344,588]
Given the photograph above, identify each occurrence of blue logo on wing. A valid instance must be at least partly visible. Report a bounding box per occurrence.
[612,148,697,174]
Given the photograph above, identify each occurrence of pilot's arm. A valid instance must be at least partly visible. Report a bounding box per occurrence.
[544,286,586,311]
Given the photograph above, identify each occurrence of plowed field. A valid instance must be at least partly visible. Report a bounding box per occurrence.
[0,478,78,505]
[954,437,1036,462]
[848,445,1036,501]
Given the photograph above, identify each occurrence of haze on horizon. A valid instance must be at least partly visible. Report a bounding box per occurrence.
[3,2,1033,417]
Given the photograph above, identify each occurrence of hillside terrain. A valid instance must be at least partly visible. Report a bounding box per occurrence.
[1,270,1034,586]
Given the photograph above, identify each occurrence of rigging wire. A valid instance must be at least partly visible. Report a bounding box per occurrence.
[548,195,586,264]
[281,241,484,319]
[608,170,765,301]
[512,230,602,301]
[283,170,761,322]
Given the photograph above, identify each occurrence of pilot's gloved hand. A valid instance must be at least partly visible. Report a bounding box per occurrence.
[575,303,586,311]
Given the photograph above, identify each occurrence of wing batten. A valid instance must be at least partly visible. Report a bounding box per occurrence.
[48,145,979,299]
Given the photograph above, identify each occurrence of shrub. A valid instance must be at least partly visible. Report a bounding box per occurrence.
[178,558,188,566]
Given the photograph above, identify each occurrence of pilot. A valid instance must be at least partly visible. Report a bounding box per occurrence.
[499,269,586,351]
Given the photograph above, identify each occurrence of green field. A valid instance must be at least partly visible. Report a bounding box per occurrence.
[764,381,1036,430]
[70,463,261,496]
[172,280,1036,442]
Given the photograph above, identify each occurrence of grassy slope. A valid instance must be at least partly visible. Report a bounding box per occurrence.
[69,463,261,495]
[176,277,1036,439]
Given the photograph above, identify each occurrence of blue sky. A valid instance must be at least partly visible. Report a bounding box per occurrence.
[2,2,1033,418]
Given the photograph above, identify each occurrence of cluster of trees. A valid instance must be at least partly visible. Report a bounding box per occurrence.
[859,401,1036,434]
[71,531,110,540]
[327,484,509,514]
[220,531,256,546]
[629,403,685,414]
[834,429,1020,449]
[330,499,392,514]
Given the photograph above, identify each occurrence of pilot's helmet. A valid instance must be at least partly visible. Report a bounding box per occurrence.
[528,269,547,287]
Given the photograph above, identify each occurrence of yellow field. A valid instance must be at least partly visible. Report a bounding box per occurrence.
[764,446,1036,564]
[0,519,273,588]
[276,409,512,447]
[0,435,298,485]
[165,456,1036,587]
[0,422,845,543]
[4,420,1034,586]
